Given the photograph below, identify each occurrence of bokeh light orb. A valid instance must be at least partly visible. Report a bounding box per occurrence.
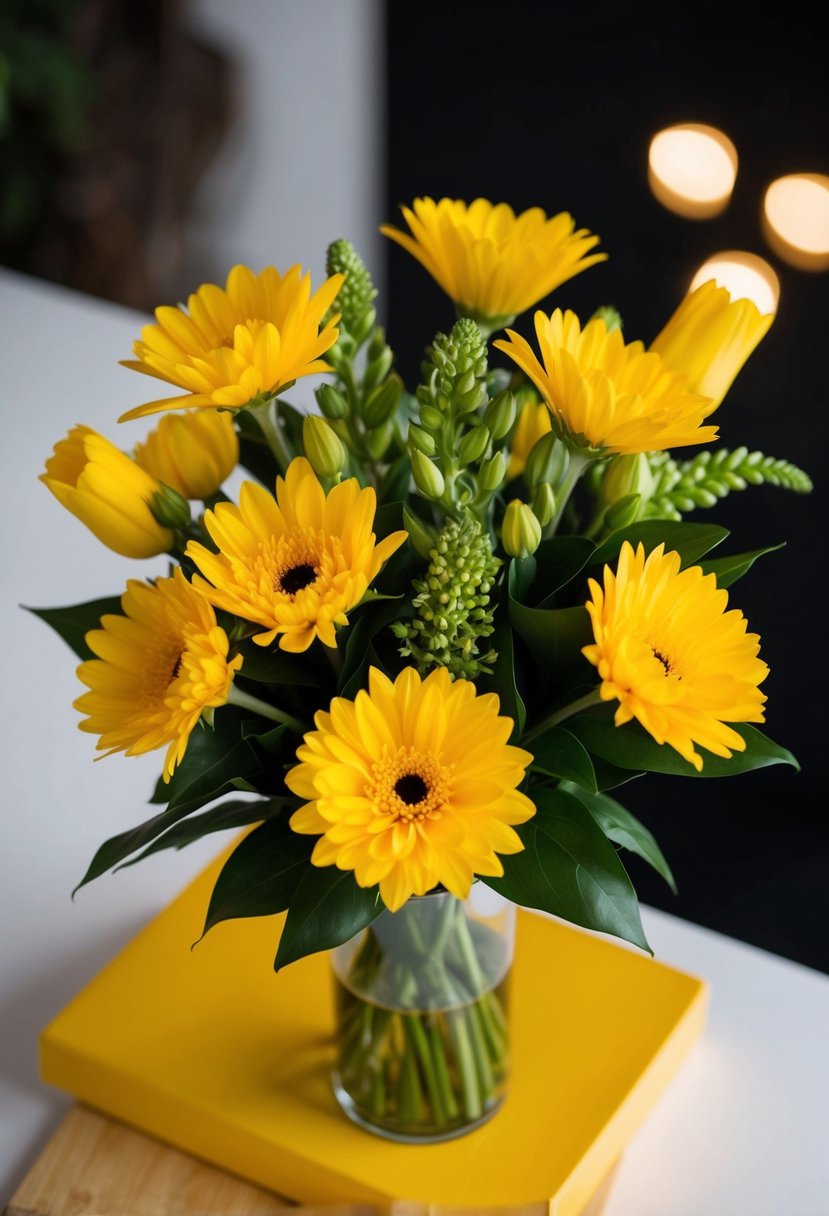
[648,124,738,219]
[763,173,829,271]
[690,252,780,314]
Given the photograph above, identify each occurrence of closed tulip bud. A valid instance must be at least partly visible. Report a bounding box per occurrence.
[604,493,644,531]
[411,450,445,500]
[485,390,517,440]
[531,482,556,527]
[363,376,402,428]
[458,424,490,466]
[316,382,350,420]
[409,424,437,456]
[601,452,655,507]
[502,500,542,558]
[151,483,192,530]
[525,431,568,488]
[303,415,346,478]
[479,451,506,492]
[133,410,238,500]
[40,425,173,558]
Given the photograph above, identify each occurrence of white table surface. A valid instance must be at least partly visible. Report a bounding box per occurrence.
[1,268,827,1214]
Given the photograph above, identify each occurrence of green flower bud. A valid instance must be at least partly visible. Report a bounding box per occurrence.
[325,239,377,335]
[420,405,444,430]
[479,451,506,492]
[458,424,490,467]
[531,483,556,527]
[411,450,445,500]
[363,376,402,428]
[591,305,623,333]
[367,325,389,362]
[364,345,393,391]
[418,318,488,422]
[315,383,349,421]
[601,452,655,507]
[502,500,542,558]
[403,505,435,560]
[303,415,346,478]
[484,390,516,440]
[409,424,436,456]
[525,432,569,488]
[365,421,393,460]
[151,483,191,530]
[604,493,643,531]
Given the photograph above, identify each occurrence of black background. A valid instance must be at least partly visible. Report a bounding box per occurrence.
[385,1,828,971]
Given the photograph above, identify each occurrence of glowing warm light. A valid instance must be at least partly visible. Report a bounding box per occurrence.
[648,124,738,219]
[690,252,780,315]
[763,173,829,270]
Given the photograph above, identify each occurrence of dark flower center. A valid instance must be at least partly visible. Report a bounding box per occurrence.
[394,773,429,805]
[652,647,680,678]
[170,655,183,682]
[279,563,317,595]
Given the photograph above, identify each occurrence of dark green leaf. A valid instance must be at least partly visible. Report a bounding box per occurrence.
[590,755,645,792]
[275,866,382,970]
[591,520,729,568]
[201,817,312,938]
[480,613,526,736]
[699,543,785,588]
[533,536,596,603]
[118,797,292,868]
[508,597,592,669]
[340,596,403,691]
[25,596,123,660]
[234,642,321,686]
[569,713,800,777]
[75,802,204,893]
[529,727,597,793]
[150,720,261,813]
[235,411,278,485]
[562,784,677,893]
[485,786,651,953]
[378,454,412,505]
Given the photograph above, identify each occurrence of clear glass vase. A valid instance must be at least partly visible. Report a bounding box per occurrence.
[331,884,514,1142]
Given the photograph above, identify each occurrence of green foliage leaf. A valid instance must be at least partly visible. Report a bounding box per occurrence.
[201,817,312,938]
[509,599,592,669]
[529,727,597,793]
[699,544,785,588]
[480,613,526,737]
[149,718,261,813]
[378,454,412,506]
[234,642,321,686]
[25,597,123,660]
[533,536,596,603]
[75,802,203,894]
[562,784,677,893]
[485,786,651,953]
[591,520,729,568]
[569,713,800,777]
[274,866,382,971]
[118,797,291,868]
[235,411,278,486]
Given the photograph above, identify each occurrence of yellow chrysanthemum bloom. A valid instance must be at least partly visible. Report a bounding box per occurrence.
[41,425,173,558]
[119,264,345,422]
[133,410,239,500]
[286,666,535,911]
[380,197,605,327]
[650,279,774,408]
[75,570,243,781]
[495,310,718,455]
[582,541,768,772]
[507,397,552,479]
[186,457,407,653]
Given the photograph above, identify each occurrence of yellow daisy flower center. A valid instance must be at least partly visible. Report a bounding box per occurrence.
[367,746,453,825]
[140,634,185,706]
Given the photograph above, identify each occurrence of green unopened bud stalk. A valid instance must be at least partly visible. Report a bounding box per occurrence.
[364,345,394,391]
[411,450,445,500]
[502,500,542,558]
[531,483,556,527]
[363,376,402,428]
[303,415,346,478]
[151,483,191,530]
[604,493,643,531]
[525,432,568,488]
[458,424,490,467]
[591,305,623,333]
[316,383,349,421]
[601,452,655,507]
[484,390,516,440]
[479,451,506,492]
[419,405,444,430]
[326,239,378,336]
[365,421,393,460]
[402,505,436,560]
[409,424,436,456]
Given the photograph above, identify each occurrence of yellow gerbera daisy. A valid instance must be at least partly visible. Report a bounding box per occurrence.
[582,541,768,771]
[380,197,605,327]
[119,264,345,422]
[286,666,535,911]
[75,570,243,781]
[650,279,774,408]
[133,409,239,500]
[186,457,407,653]
[495,309,718,455]
[507,396,552,479]
[41,425,173,558]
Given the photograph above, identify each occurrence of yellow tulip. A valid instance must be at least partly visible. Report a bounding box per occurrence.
[41,425,173,558]
[133,410,238,500]
[650,279,774,409]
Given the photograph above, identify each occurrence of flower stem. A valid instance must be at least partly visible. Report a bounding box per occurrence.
[249,398,293,472]
[546,450,593,537]
[227,685,305,733]
[523,688,603,744]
